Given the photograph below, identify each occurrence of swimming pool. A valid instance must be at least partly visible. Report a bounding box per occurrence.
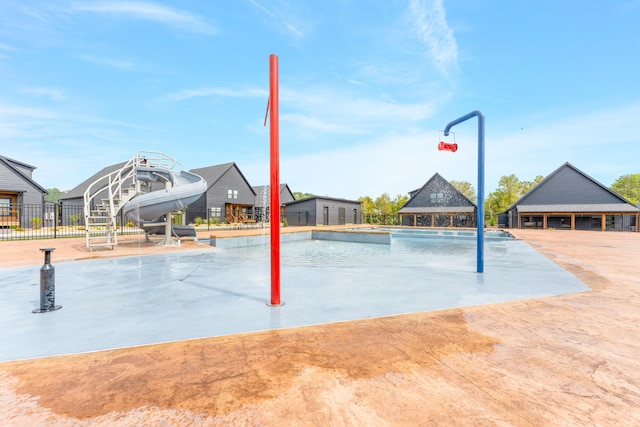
[0,232,589,361]
[353,227,514,240]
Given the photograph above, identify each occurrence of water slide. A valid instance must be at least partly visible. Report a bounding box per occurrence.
[122,166,207,238]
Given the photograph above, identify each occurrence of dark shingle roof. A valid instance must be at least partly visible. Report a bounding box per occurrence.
[284,195,361,206]
[190,162,256,196]
[399,206,475,214]
[60,161,128,200]
[516,204,639,213]
[0,155,47,193]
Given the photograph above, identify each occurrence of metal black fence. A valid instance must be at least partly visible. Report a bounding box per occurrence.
[0,203,142,241]
[361,214,399,225]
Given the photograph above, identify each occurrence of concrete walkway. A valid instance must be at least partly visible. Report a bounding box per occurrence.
[1,228,639,425]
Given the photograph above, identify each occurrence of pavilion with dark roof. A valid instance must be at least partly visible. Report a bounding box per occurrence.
[503,162,639,232]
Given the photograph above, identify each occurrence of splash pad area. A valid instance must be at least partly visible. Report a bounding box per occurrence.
[0,228,589,362]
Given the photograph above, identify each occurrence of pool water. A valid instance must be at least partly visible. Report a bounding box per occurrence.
[356,227,514,240]
[0,234,589,361]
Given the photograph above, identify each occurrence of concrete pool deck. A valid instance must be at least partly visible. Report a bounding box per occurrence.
[1,227,639,425]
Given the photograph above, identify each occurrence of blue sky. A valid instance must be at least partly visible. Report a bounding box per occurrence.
[2,1,639,200]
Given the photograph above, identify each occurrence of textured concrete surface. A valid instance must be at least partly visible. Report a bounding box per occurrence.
[1,228,639,425]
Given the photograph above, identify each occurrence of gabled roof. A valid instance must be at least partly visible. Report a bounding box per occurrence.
[0,155,37,171]
[190,162,256,196]
[0,155,47,194]
[507,162,637,211]
[399,172,476,213]
[60,161,128,200]
[252,183,292,194]
[252,183,295,207]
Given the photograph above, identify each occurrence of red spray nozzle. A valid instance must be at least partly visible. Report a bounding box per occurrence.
[438,141,458,152]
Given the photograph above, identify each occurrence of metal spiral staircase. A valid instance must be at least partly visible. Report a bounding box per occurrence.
[83,151,180,250]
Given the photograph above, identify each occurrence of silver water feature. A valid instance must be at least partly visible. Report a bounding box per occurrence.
[32,248,62,313]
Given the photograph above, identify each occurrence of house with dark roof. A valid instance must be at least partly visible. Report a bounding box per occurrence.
[252,183,295,222]
[59,161,129,208]
[504,162,639,232]
[0,155,47,228]
[59,160,259,226]
[58,161,136,227]
[398,173,477,227]
[284,196,361,226]
[188,162,256,224]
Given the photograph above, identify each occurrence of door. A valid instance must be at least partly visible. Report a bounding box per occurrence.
[323,206,329,225]
[338,207,345,225]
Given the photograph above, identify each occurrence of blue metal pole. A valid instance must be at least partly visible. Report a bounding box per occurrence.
[444,110,485,273]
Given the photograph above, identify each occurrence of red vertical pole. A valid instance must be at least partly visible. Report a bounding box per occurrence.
[269,54,281,306]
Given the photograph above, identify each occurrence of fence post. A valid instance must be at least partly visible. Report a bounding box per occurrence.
[54,203,58,239]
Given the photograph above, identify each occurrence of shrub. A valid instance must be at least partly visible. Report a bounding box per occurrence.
[194,217,204,225]
[69,213,81,227]
[172,212,183,225]
[31,217,42,229]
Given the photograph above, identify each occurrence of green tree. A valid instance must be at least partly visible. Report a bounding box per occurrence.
[484,192,503,226]
[496,174,522,207]
[450,180,476,203]
[611,173,640,204]
[293,192,314,200]
[484,174,545,226]
[375,193,393,224]
[45,188,66,203]
[521,175,544,195]
[358,196,376,223]
[390,194,409,225]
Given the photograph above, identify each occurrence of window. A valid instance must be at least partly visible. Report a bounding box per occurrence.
[209,207,222,217]
[0,198,11,217]
[227,189,238,199]
[430,193,444,204]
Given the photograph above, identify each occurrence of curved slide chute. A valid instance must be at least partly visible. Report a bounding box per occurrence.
[84,151,206,249]
[122,167,207,240]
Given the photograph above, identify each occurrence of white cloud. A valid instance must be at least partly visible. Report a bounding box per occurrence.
[0,42,16,51]
[280,113,365,135]
[242,101,640,199]
[162,87,268,102]
[161,83,436,138]
[71,1,216,35]
[284,22,304,38]
[0,104,59,120]
[279,86,436,136]
[20,87,66,101]
[248,0,305,39]
[248,0,276,18]
[407,0,458,76]
[243,130,477,200]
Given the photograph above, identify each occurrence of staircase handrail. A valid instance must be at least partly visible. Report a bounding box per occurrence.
[83,151,183,220]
